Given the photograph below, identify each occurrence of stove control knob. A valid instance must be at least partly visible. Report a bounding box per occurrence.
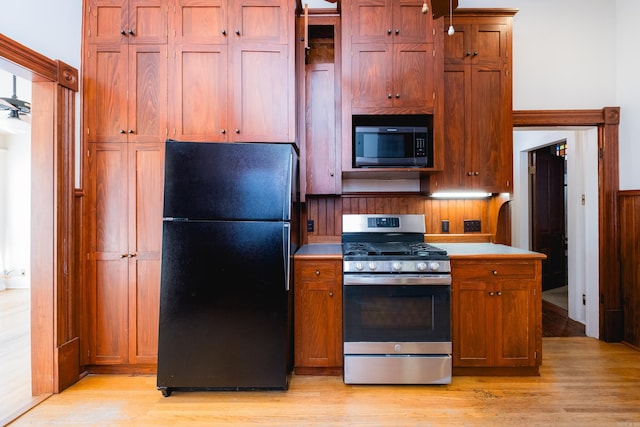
[429,262,441,271]
[368,262,377,271]
[392,262,402,271]
[355,262,365,271]
[416,262,428,271]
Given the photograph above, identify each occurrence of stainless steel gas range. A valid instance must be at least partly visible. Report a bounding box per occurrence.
[342,214,452,385]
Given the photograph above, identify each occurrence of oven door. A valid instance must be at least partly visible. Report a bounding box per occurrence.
[343,274,451,355]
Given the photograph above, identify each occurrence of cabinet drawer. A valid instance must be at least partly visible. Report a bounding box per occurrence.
[452,260,536,280]
[297,261,339,281]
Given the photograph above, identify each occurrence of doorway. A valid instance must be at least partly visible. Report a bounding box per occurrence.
[512,127,599,338]
[0,71,33,424]
[531,143,567,293]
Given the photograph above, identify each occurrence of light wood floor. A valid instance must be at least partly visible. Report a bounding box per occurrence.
[7,337,640,426]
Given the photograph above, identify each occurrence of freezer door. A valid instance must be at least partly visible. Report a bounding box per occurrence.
[162,140,298,221]
[157,220,292,391]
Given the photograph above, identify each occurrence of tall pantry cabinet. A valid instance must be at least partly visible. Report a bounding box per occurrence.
[83,0,168,367]
[82,0,295,370]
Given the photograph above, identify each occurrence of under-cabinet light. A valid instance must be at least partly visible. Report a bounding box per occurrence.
[431,192,492,199]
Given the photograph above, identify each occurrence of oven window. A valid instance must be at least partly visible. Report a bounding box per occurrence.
[343,284,450,343]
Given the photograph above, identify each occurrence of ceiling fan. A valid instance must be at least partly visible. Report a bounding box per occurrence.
[0,75,31,125]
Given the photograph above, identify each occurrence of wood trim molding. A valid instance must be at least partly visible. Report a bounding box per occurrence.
[513,108,622,342]
[0,34,78,88]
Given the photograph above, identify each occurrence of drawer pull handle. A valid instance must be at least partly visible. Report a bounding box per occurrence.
[315,270,320,276]
[329,291,333,297]
[492,270,498,276]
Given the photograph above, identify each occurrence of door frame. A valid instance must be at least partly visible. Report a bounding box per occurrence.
[0,34,79,394]
[513,108,621,342]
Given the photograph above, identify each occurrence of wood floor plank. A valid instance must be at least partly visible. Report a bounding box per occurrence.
[8,337,640,426]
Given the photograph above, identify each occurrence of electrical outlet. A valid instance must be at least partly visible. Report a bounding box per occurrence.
[441,220,449,233]
[307,220,315,232]
[463,219,481,233]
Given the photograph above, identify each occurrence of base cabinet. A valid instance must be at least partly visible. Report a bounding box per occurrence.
[294,258,343,375]
[451,258,542,375]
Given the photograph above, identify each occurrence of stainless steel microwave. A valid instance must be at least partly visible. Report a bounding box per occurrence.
[354,126,430,168]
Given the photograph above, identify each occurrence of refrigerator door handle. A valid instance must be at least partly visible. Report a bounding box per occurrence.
[285,153,293,220]
[283,223,291,291]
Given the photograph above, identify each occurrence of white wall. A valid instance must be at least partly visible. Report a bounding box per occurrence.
[0,133,30,289]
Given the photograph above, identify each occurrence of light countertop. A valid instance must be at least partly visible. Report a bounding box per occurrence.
[294,242,546,259]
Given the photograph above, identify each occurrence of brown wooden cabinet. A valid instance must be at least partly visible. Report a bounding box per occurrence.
[169,0,295,142]
[86,0,168,45]
[84,142,164,367]
[297,16,342,197]
[84,43,169,143]
[346,0,437,114]
[294,258,343,375]
[350,42,435,111]
[451,258,542,375]
[432,10,516,193]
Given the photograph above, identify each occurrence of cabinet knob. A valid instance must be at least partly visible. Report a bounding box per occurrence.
[120,30,127,35]
[315,270,320,276]
[395,29,400,35]
[128,30,135,36]
[329,171,334,177]
[121,253,128,258]
[329,291,333,297]
[221,30,227,36]
[473,51,479,56]
[497,291,502,296]
[234,128,240,134]
[395,93,400,98]
[120,129,126,134]
[467,171,472,176]
[387,29,392,35]
[220,129,226,134]
[235,30,240,35]
[388,93,393,99]
[465,51,471,56]
[492,270,498,276]
[474,171,479,176]
[489,291,495,296]
[128,129,134,134]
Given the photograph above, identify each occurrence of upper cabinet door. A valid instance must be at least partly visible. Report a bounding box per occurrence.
[86,0,168,44]
[230,0,290,45]
[173,0,228,44]
[351,0,433,44]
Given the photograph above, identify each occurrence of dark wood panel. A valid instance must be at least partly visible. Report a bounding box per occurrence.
[619,191,640,347]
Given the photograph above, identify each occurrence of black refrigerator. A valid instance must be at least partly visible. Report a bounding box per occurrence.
[157,140,299,397]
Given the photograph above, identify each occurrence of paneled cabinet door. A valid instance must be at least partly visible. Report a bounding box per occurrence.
[305,63,339,195]
[86,0,168,44]
[294,259,343,372]
[350,0,434,44]
[230,0,290,44]
[85,43,168,143]
[85,142,164,365]
[229,42,294,142]
[170,43,228,141]
[351,43,434,111]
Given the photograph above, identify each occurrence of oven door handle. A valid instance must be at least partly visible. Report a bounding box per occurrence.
[343,274,452,286]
